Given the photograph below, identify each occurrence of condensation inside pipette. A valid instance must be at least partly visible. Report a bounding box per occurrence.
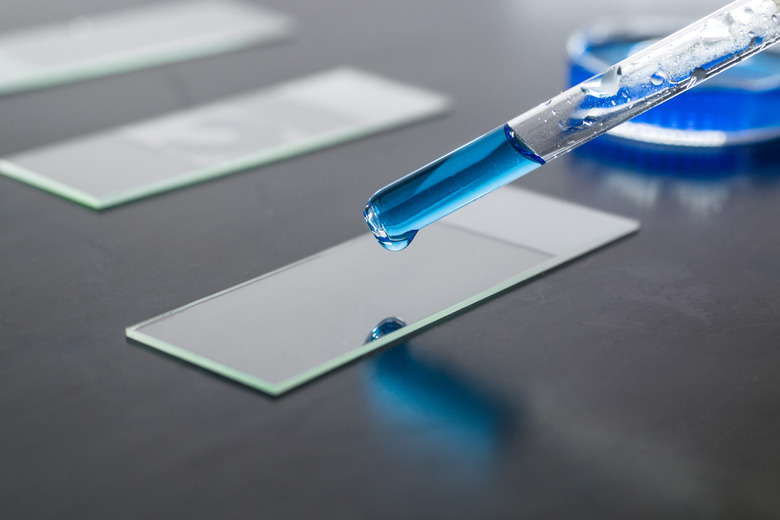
[365,0,780,250]
[512,0,780,161]
[364,126,544,251]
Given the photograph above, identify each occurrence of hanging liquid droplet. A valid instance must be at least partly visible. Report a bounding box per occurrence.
[380,236,413,251]
[364,202,418,251]
[376,230,417,251]
[363,126,543,251]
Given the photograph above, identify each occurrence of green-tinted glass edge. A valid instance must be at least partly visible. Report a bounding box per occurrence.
[0,159,102,208]
[125,219,639,396]
[2,97,452,209]
[0,26,296,97]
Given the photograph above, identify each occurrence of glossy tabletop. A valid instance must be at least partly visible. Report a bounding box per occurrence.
[1,1,778,518]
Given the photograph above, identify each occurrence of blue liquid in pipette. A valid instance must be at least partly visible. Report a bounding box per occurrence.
[364,125,544,251]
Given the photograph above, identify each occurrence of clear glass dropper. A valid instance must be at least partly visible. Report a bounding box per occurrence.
[364,0,780,251]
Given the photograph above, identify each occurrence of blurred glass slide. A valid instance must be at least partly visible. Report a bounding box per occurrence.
[0,1,295,95]
[0,68,451,208]
[127,187,639,396]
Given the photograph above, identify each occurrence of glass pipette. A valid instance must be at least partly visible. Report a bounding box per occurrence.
[364,0,780,251]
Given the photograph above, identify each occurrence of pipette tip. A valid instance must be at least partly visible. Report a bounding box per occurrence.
[364,202,417,251]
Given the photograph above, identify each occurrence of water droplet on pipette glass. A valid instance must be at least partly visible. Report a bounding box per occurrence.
[580,65,622,98]
[650,70,666,86]
[582,116,598,126]
[773,14,778,23]
[603,65,622,90]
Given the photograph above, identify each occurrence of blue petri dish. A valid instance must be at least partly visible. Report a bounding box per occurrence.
[568,17,780,147]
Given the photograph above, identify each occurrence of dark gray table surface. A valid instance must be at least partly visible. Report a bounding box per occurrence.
[2,1,778,518]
